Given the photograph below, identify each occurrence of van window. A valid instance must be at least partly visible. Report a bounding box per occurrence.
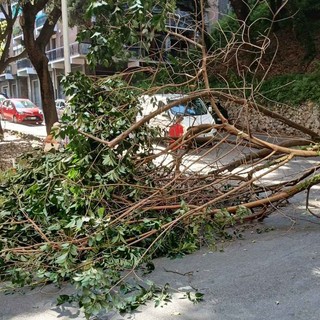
[169,98,207,116]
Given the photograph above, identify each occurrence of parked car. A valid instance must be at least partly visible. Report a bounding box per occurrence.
[0,94,7,104]
[0,92,9,99]
[137,94,217,138]
[0,98,43,125]
[206,100,229,124]
[55,99,67,119]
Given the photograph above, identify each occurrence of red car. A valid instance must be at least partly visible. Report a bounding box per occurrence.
[0,98,43,124]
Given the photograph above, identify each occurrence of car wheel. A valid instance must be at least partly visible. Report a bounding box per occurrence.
[13,116,17,123]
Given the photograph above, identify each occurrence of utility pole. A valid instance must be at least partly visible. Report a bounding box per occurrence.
[61,0,71,74]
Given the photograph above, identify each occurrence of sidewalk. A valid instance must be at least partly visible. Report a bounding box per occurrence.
[1,120,46,138]
[1,191,320,320]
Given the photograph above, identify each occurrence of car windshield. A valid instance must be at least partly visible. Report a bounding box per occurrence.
[15,100,36,109]
[170,98,208,116]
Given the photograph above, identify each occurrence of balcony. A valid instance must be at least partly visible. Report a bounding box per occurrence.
[70,42,91,56]
[46,42,90,68]
[13,26,23,45]
[35,13,57,35]
[166,10,196,33]
[16,59,36,76]
[0,65,14,80]
[127,44,146,59]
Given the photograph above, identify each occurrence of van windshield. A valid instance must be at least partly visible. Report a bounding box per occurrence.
[170,98,207,116]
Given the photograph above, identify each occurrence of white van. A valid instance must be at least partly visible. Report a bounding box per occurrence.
[137,94,216,137]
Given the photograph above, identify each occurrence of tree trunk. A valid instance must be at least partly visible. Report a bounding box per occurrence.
[269,0,284,31]
[228,0,251,43]
[288,0,316,60]
[0,120,3,138]
[229,0,250,23]
[0,4,26,74]
[34,61,58,134]
[20,3,61,134]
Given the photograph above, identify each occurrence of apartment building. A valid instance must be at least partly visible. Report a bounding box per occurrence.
[0,10,89,108]
[127,0,230,67]
[0,1,229,107]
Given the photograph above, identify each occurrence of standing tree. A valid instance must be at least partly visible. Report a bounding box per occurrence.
[0,1,28,136]
[0,1,27,73]
[20,1,61,134]
[229,0,250,23]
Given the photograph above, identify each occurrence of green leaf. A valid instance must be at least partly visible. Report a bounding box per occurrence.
[55,252,69,264]
[97,207,105,218]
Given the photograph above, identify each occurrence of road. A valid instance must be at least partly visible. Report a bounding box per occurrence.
[1,190,320,320]
[153,131,319,186]
[1,119,47,137]
[1,121,320,319]
[2,118,319,188]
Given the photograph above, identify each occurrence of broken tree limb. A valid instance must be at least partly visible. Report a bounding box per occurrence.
[222,123,320,156]
[210,138,313,174]
[206,172,320,216]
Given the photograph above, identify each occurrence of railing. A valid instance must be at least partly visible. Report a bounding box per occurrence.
[46,42,91,62]
[4,65,12,73]
[46,46,64,61]
[166,11,195,32]
[13,26,22,37]
[126,44,146,59]
[17,58,33,69]
[70,42,90,56]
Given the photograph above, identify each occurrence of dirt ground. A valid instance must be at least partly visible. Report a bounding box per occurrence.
[0,131,43,171]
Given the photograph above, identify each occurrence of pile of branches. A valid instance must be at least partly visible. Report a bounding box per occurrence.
[0,74,319,318]
[1,0,320,315]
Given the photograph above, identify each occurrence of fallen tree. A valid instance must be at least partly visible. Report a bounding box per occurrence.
[0,0,320,318]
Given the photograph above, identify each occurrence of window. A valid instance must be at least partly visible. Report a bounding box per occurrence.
[32,79,41,107]
[170,98,207,116]
[15,100,36,109]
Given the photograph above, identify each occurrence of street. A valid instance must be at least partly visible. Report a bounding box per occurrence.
[1,191,320,320]
[1,120,320,320]
[2,118,319,190]
[1,119,47,138]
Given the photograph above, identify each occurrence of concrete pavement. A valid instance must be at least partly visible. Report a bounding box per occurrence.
[0,120,47,138]
[1,191,320,320]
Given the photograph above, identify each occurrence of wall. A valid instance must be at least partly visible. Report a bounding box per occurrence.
[226,102,320,137]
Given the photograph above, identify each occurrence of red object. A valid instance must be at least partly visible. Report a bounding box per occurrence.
[169,123,184,138]
[0,98,43,124]
[168,123,184,150]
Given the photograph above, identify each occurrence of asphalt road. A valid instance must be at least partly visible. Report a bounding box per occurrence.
[1,191,320,320]
[1,119,320,320]
[2,118,319,188]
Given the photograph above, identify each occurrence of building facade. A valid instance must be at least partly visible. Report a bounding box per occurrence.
[0,10,89,108]
[0,2,229,107]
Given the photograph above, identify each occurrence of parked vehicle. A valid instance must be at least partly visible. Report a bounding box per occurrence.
[55,99,68,120]
[206,100,229,124]
[0,94,7,104]
[137,94,217,137]
[0,92,9,99]
[55,99,68,119]
[0,98,43,125]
